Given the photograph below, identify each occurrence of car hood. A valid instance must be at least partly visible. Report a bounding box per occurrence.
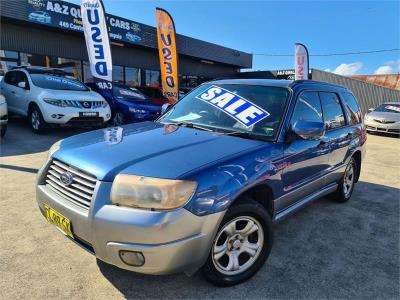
[39,89,103,101]
[53,122,266,181]
[367,111,400,122]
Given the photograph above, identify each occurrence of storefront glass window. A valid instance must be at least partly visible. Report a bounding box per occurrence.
[0,50,19,75]
[125,67,140,86]
[113,65,124,84]
[145,70,160,87]
[83,61,93,83]
[20,52,51,67]
[57,58,82,81]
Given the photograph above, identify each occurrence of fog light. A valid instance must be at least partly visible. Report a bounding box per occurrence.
[119,250,145,266]
[51,114,57,118]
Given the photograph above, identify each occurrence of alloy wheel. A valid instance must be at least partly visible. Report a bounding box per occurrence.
[343,161,355,197]
[212,216,264,276]
[31,110,40,130]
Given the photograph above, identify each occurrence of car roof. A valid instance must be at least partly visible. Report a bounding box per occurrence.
[208,78,348,91]
[10,66,70,75]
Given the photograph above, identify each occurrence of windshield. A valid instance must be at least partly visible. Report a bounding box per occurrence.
[159,83,290,140]
[113,86,148,101]
[375,104,400,113]
[30,73,89,91]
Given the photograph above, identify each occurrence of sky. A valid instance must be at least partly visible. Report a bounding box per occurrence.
[69,0,400,75]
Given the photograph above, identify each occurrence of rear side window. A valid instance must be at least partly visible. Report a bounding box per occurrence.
[290,91,323,127]
[342,92,362,124]
[319,92,346,129]
[4,71,28,87]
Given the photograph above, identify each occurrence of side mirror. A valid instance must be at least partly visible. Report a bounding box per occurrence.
[161,103,171,113]
[17,81,26,89]
[368,108,374,113]
[292,120,325,140]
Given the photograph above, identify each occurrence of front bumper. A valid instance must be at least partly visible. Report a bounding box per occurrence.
[365,119,400,134]
[41,105,111,125]
[36,163,225,275]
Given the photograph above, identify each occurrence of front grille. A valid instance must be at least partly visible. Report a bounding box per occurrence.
[45,159,97,209]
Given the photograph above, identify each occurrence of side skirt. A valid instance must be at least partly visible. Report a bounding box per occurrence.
[273,182,338,223]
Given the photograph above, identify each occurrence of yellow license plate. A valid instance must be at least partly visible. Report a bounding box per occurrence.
[44,204,74,239]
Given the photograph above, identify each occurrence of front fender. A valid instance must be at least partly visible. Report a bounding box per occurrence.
[184,145,283,216]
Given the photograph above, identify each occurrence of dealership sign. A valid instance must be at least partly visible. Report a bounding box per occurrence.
[156,8,179,103]
[27,0,148,47]
[276,69,312,80]
[294,43,309,80]
[81,0,112,88]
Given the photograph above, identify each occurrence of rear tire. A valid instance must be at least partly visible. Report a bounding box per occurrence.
[29,105,48,134]
[331,157,357,203]
[201,198,273,286]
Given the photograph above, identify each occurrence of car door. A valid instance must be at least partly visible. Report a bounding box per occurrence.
[319,91,353,183]
[278,91,330,211]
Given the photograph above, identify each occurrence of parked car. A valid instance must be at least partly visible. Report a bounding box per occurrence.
[364,102,400,135]
[36,79,366,286]
[87,83,162,126]
[136,86,170,106]
[28,11,51,24]
[0,94,7,138]
[1,66,111,133]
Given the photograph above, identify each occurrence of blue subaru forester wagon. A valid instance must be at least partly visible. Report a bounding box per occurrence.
[36,79,366,286]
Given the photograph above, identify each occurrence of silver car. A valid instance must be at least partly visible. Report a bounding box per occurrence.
[0,94,7,138]
[365,102,400,135]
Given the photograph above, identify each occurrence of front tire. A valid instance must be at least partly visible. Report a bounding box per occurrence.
[331,157,357,203]
[29,105,48,134]
[0,125,7,138]
[112,111,125,126]
[201,198,273,286]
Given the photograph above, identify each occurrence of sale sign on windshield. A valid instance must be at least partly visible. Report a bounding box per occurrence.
[156,8,179,103]
[196,86,270,127]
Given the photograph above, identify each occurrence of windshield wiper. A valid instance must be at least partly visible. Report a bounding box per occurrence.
[170,121,213,132]
[219,130,270,141]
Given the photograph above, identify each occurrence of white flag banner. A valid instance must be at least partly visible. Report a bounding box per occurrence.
[81,0,112,89]
[294,43,309,80]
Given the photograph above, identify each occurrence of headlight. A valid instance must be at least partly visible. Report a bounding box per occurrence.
[44,98,67,107]
[110,174,197,210]
[129,107,146,114]
[47,139,63,159]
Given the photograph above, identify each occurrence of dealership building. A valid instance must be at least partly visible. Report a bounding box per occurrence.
[0,0,252,87]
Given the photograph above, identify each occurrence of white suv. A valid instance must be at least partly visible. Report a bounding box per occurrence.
[1,66,111,133]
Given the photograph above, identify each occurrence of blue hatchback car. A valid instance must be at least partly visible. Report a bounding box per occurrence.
[87,83,162,125]
[37,79,366,286]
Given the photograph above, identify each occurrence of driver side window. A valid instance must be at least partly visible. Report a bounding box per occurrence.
[290,91,323,128]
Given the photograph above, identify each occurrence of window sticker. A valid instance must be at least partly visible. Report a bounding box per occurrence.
[195,85,270,127]
[385,105,400,113]
[45,76,84,89]
[119,89,145,99]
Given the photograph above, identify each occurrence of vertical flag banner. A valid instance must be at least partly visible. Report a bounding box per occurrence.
[156,8,179,103]
[294,43,309,80]
[81,0,112,90]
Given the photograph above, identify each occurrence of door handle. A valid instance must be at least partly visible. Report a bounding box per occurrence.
[11,91,15,94]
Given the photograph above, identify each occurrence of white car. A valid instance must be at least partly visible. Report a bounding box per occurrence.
[1,67,111,133]
[0,94,7,138]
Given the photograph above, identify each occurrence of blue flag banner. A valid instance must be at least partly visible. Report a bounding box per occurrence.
[195,85,270,128]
